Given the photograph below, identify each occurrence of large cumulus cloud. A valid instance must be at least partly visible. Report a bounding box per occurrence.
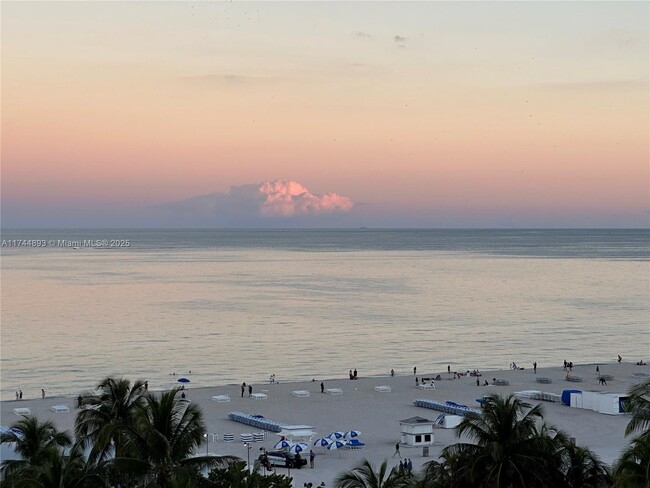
[159,180,353,221]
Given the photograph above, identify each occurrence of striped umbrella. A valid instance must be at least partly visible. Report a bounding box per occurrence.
[289,442,309,454]
[313,437,333,447]
[344,430,361,439]
[327,431,345,440]
[273,439,292,450]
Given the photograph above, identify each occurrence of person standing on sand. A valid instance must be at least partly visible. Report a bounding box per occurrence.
[476,377,480,386]
[77,395,83,409]
[393,442,401,458]
[618,355,622,363]
[309,449,315,468]
[320,382,324,393]
[391,369,395,377]
[15,391,19,400]
[241,382,246,397]
[533,362,537,374]
[41,389,45,399]
[248,384,253,397]
[413,367,417,375]
[448,365,451,374]
[596,365,600,377]
[19,390,23,399]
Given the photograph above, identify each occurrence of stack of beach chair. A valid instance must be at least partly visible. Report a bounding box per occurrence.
[413,399,481,416]
[227,411,283,432]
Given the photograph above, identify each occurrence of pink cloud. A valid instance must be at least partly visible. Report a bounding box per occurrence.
[256,180,353,217]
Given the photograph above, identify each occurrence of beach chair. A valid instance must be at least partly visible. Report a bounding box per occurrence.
[324,388,343,395]
[417,383,436,390]
[212,395,230,402]
[50,405,70,413]
[536,377,552,384]
[13,408,31,415]
[241,433,253,443]
[291,390,310,397]
[374,385,392,392]
[223,433,235,442]
[253,432,266,442]
[251,393,268,400]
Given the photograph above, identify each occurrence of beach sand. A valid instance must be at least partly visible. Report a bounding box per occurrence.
[2,362,648,486]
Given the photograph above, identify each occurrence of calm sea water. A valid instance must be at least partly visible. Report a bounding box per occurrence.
[1,229,648,401]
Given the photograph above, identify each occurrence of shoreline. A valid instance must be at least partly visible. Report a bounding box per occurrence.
[2,361,648,485]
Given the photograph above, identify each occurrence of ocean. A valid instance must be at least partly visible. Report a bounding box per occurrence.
[1,229,648,401]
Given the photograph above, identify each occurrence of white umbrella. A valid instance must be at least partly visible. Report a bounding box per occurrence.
[344,430,361,439]
[327,439,348,456]
[327,431,345,440]
[327,440,347,450]
[313,437,333,447]
[273,439,292,450]
[289,442,309,454]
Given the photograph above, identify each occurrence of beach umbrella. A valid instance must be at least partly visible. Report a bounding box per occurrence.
[313,437,333,447]
[344,430,361,439]
[177,378,190,383]
[327,431,345,440]
[289,443,309,454]
[273,439,292,450]
[327,440,348,456]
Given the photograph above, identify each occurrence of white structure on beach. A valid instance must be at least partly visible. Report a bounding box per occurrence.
[399,416,435,447]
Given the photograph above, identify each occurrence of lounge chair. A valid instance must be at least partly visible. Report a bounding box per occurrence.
[13,408,31,415]
[292,390,310,397]
[324,388,343,395]
[212,395,230,402]
[374,385,391,392]
[50,405,70,413]
[251,393,268,400]
[536,377,552,384]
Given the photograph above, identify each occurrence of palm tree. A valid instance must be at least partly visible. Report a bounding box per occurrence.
[6,444,109,488]
[334,459,413,488]
[417,450,464,488]
[624,378,650,438]
[556,437,612,488]
[0,416,72,481]
[74,376,146,464]
[117,388,235,487]
[443,394,560,488]
[612,434,650,488]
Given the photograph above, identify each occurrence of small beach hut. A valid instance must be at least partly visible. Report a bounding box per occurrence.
[399,416,435,447]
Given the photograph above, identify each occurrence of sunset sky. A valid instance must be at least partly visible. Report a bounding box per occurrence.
[2,1,648,228]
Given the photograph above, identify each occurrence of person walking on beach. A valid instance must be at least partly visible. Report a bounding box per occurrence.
[533,362,537,374]
[413,367,417,375]
[599,377,608,386]
[448,365,451,374]
[476,377,480,386]
[596,365,600,377]
[248,384,253,397]
[391,369,395,377]
[618,355,622,363]
[15,391,19,400]
[349,370,353,380]
[398,460,404,473]
[309,449,315,468]
[241,382,246,397]
[41,389,45,399]
[320,382,324,394]
[407,458,413,476]
[393,442,401,458]
[19,390,23,399]
[353,369,357,379]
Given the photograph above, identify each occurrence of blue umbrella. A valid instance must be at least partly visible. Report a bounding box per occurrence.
[327,440,347,450]
[327,440,348,456]
[327,431,345,440]
[289,442,309,454]
[344,430,361,439]
[273,439,292,450]
[313,437,333,447]
[177,378,190,383]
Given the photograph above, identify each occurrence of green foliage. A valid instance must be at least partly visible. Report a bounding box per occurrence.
[334,459,413,488]
[204,460,293,488]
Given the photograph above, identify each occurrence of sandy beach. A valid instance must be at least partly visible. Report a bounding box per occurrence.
[2,361,647,486]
